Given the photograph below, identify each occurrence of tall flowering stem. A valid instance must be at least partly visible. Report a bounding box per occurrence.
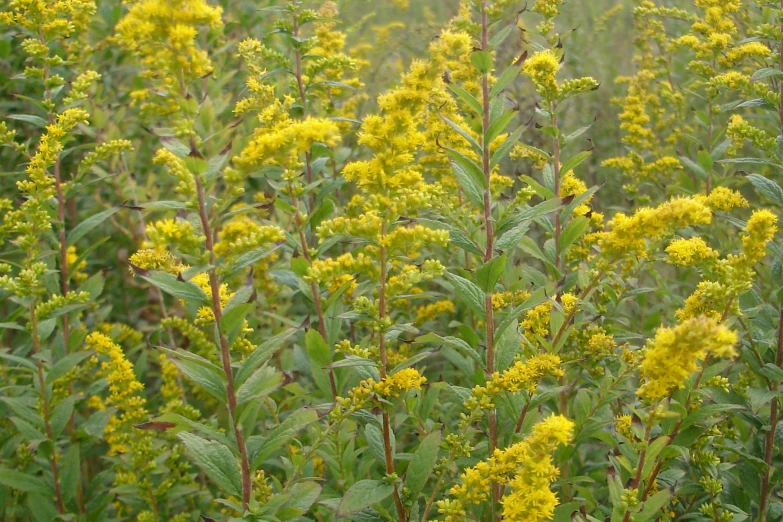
[29,304,65,514]
[193,170,252,509]
[478,0,499,497]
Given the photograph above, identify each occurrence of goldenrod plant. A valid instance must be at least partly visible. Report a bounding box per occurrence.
[2,0,783,521]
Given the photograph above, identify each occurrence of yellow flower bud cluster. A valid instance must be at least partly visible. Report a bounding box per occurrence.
[596,196,713,259]
[492,290,532,310]
[637,316,737,401]
[114,0,223,107]
[727,115,777,155]
[467,355,563,411]
[438,415,574,522]
[334,368,427,414]
[86,332,148,455]
[145,219,205,257]
[665,237,719,267]
[676,210,777,321]
[415,300,456,324]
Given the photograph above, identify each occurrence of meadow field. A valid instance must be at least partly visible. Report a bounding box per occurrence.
[2,0,783,521]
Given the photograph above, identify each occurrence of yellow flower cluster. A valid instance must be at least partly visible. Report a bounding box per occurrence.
[415,300,456,324]
[438,415,574,522]
[468,355,563,410]
[727,115,777,155]
[637,316,737,401]
[145,219,204,257]
[86,332,148,455]
[129,247,188,274]
[334,368,427,414]
[114,0,223,107]
[676,209,777,321]
[492,290,532,310]
[673,0,739,65]
[698,186,748,212]
[665,237,718,267]
[708,72,781,107]
[597,196,713,259]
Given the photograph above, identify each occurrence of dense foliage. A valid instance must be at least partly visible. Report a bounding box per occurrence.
[3,0,783,521]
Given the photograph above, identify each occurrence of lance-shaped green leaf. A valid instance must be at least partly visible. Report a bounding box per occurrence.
[67,207,120,246]
[476,253,507,292]
[439,115,481,155]
[139,271,207,305]
[179,432,242,497]
[336,480,395,518]
[405,431,442,499]
[236,365,282,405]
[447,83,482,116]
[447,149,487,209]
[490,124,526,169]
[445,272,485,316]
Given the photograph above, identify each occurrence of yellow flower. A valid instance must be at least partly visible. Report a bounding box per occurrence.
[637,316,737,401]
[665,237,718,267]
[523,50,561,100]
[598,196,713,259]
[439,415,574,522]
[86,332,147,455]
[115,0,223,105]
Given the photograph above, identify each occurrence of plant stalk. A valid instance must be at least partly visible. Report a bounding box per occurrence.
[30,304,66,514]
[194,175,252,509]
[758,308,783,522]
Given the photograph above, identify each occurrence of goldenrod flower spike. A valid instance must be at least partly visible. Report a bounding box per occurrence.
[438,414,574,522]
[637,316,737,401]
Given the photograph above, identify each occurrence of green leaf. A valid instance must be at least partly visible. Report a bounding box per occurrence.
[221,303,254,346]
[490,63,521,98]
[447,83,482,116]
[249,408,319,468]
[640,435,670,479]
[235,328,297,387]
[162,348,227,403]
[758,363,783,382]
[405,431,442,499]
[490,124,525,169]
[489,23,515,49]
[179,432,242,497]
[46,351,93,385]
[236,366,282,405]
[471,50,493,74]
[0,468,50,494]
[224,244,281,278]
[747,173,783,207]
[445,272,485,316]
[305,329,333,396]
[559,150,592,177]
[8,114,48,127]
[365,424,392,465]
[558,216,590,255]
[447,149,487,209]
[67,207,120,246]
[495,222,529,252]
[50,396,76,438]
[486,110,517,146]
[139,271,207,305]
[476,253,507,292]
[697,149,713,174]
[635,489,672,522]
[138,200,186,211]
[60,444,80,505]
[440,115,482,154]
[287,481,322,512]
[336,480,395,518]
[306,199,336,230]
